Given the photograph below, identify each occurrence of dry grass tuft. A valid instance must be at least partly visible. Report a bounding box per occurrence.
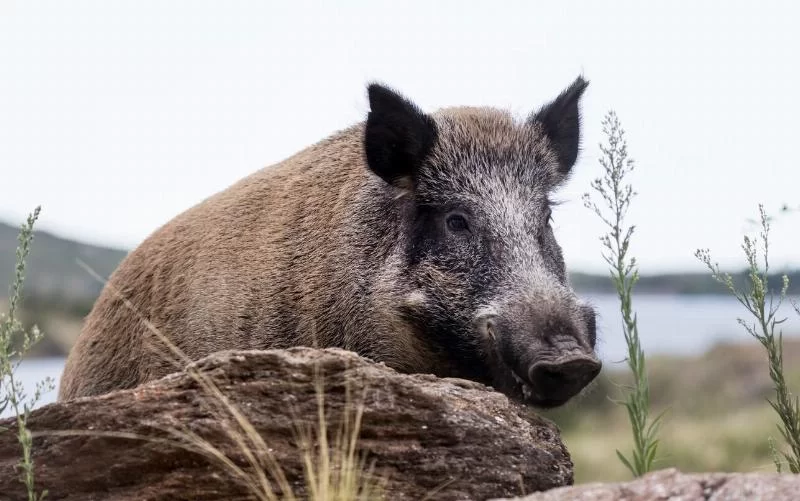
[50,261,388,500]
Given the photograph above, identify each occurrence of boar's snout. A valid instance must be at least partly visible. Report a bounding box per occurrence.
[527,353,601,406]
[483,301,601,408]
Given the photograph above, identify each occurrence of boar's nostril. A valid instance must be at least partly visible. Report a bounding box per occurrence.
[534,367,564,388]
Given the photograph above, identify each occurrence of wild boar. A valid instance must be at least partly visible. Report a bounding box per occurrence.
[59,77,601,408]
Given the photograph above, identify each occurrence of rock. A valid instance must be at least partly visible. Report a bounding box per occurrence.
[494,467,800,500]
[0,347,573,500]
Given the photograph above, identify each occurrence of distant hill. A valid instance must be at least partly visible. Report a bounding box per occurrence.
[0,221,128,308]
[571,270,800,295]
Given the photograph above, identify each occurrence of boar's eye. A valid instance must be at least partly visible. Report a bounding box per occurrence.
[538,208,553,245]
[445,213,470,233]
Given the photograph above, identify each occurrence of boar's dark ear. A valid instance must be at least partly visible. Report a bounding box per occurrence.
[529,76,589,175]
[364,83,437,188]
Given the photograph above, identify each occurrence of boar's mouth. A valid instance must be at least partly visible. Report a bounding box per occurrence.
[510,371,561,408]
[506,363,596,409]
[493,358,575,409]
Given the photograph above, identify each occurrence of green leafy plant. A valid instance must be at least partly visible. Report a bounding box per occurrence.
[1,206,54,501]
[583,111,662,477]
[696,204,800,473]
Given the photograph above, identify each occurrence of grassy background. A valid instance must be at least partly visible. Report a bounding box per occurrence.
[543,338,800,482]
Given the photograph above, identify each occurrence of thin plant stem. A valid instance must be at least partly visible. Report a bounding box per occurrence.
[696,204,800,473]
[583,111,662,477]
[0,207,54,501]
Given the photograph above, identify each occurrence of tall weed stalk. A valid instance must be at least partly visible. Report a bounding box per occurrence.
[583,111,662,477]
[696,204,800,473]
[0,206,54,500]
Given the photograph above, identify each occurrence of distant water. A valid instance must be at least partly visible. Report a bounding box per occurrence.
[587,293,800,362]
[2,357,65,418]
[5,293,800,418]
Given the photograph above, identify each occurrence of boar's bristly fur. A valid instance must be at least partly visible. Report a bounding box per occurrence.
[59,77,601,408]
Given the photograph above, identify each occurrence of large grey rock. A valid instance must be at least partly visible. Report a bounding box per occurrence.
[0,347,573,500]
[496,467,800,500]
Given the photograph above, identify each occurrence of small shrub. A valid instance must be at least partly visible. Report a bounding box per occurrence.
[583,111,663,477]
[0,206,54,501]
[696,204,800,473]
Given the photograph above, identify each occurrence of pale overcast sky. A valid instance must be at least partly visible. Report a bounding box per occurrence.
[1,1,798,274]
